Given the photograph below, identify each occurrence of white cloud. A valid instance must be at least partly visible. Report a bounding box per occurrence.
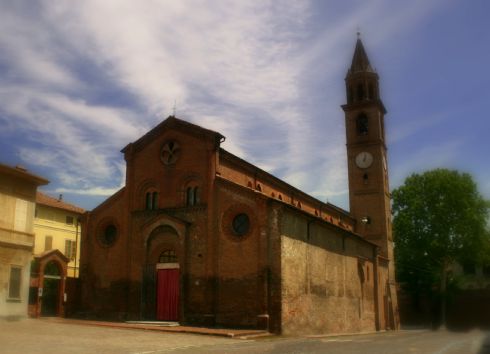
[0,0,449,208]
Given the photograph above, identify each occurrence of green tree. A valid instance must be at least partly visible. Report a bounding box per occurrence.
[392,169,489,327]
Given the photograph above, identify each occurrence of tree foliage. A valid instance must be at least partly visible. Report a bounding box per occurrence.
[392,169,489,300]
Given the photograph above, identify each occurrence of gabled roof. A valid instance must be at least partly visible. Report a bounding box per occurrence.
[349,37,375,74]
[36,192,85,214]
[0,163,49,186]
[121,116,225,154]
[34,249,70,263]
[219,149,354,221]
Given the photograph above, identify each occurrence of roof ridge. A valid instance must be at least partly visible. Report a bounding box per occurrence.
[36,191,85,213]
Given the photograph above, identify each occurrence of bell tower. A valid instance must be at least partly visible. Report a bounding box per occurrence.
[342,34,393,262]
[343,34,399,330]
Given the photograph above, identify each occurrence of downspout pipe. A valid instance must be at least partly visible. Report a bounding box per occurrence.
[373,245,380,331]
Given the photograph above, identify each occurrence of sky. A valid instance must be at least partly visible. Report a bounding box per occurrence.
[0,0,489,211]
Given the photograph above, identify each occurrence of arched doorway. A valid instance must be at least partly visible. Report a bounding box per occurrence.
[142,225,180,321]
[41,261,62,316]
[29,250,68,318]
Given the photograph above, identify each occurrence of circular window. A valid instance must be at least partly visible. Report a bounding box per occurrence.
[232,213,250,236]
[100,224,117,246]
[160,141,180,165]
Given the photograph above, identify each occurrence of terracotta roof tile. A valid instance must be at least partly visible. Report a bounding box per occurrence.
[36,192,85,214]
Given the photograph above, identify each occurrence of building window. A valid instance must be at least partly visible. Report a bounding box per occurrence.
[66,216,74,225]
[357,83,364,101]
[45,236,53,251]
[8,266,22,300]
[65,240,77,261]
[232,213,250,237]
[145,191,158,210]
[99,224,117,246]
[159,250,177,263]
[186,186,199,206]
[356,113,369,135]
[160,141,180,165]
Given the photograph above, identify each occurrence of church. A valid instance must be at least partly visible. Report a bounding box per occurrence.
[79,37,399,335]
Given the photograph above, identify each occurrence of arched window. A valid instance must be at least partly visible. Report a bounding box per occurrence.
[186,187,194,206]
[159,250,177,263]
[357,83,364,101]
[145,191,158,210]
[256,183,262,192]
[368,83,374,100]
[152,192,158,209]
[356,113,369,135]
[363,173,369,185]
[186,186,199,206]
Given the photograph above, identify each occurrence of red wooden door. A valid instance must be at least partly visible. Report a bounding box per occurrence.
[156,268,179,321]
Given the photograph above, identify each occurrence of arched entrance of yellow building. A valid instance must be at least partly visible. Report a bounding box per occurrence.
[28,250,69,318]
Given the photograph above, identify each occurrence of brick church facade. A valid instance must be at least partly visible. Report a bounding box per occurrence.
[79,38,399,334]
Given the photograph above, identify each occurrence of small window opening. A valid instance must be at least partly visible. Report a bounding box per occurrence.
[278,194,283,201]
[159,250,177,263]
[271,192,276,198]
[44,236,53,251]
[232,213,250,236]
[256,184,262,192]
[101,224,117,246]
[357,83,364,101]
[247,181,253,188]
[152,192,158,209]
[8,266,22,299]
[363,173,369,185]
[368,83,374,100]
[146,191,158,210]
[356,114,369,135]
[186,186,199,206]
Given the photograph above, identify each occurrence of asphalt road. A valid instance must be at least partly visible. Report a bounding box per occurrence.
[182,330,490,354]
[0,318,488,354]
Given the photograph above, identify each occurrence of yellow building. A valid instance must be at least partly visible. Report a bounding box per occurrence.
[0,163,48,319]
[34,192,84,278]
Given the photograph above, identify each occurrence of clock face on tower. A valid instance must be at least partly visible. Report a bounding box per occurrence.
[355,151,373,169]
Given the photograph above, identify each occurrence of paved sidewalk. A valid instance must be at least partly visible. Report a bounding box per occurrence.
[45,317,270,339]
[0,318,250,354]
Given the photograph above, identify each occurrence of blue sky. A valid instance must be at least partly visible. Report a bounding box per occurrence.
[1,0,489,211]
